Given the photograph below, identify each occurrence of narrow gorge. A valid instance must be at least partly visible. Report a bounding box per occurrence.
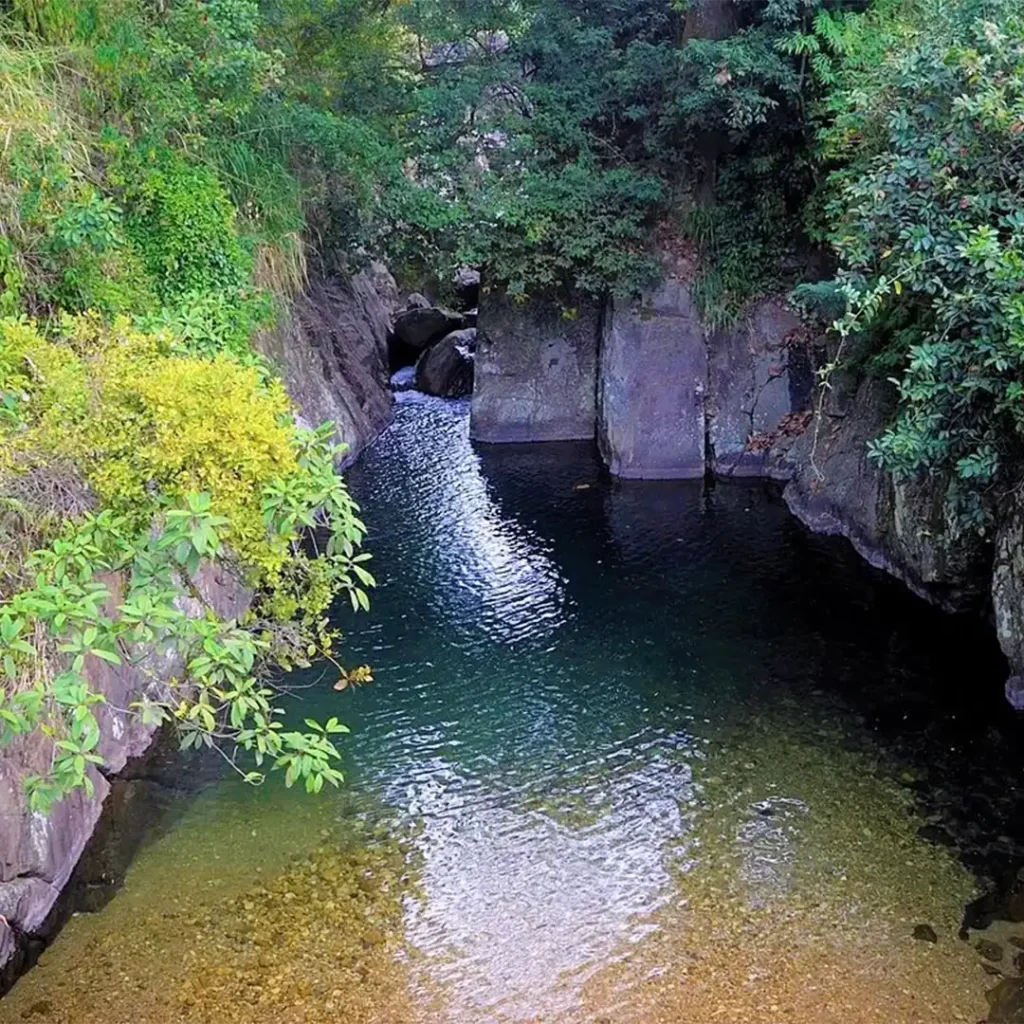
[3,1,1024,1022]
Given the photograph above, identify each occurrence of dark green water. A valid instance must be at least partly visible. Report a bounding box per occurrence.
[4,393,1023,1024]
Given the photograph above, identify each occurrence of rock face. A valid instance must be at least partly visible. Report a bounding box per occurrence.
[707,298,811,477]
[475,274,813,477]
[598,277,707,479]
[994,504,1024,705]
[464,272,1024,702]
[415,330,475,398]
[781,377,990,611]
[0,564,249,986]
[471,291,601,443]
[253,265,396,465]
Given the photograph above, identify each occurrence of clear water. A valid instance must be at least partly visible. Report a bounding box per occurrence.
[4,393,1023,1024]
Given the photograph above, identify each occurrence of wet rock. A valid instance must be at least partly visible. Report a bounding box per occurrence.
[1011,936,1024,950]
[1015,952,1024,974]
[1006,676,1024,712]
[389,366,417,393]
[986,977,1024,1023]
[448,326,477,352]
[414,332,475,398]
[987,963,1007,977]
[782,377,990,613]
[912,924,938,943]
[980,939,1006,962]
[964,888,1010,937]
[392,305,463,351]
[1009,892,1024,923]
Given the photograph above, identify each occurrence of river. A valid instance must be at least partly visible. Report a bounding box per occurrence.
[2,392,1022,1023]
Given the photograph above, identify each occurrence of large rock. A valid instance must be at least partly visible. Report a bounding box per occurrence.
[994,501,1024,706]
[782,377,989,610]
[598,275,707,479]
[392,305,463,350]
[0,565,249,988]
[707,298,812,477]
[471,290,600,443]
[253,266,395,466]
[415,330,475,398]
[453,267,481,309]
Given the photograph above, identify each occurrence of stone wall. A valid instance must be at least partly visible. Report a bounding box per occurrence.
[0,565,250,985]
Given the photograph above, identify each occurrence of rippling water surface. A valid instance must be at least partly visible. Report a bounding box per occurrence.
[4,393,1024,1024]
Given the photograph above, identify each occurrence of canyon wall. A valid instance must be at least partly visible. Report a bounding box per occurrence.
[254,263,397,465]
[471,291,601,443]
[0,565,249,987]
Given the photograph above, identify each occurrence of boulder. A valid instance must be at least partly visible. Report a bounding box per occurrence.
[404,292,431,310]
[453,267,481,309]
[392,305,463,351]
[390,365,418,392]
[987,978,1024,1023]
[471,291,600,443]
[415,332,475,398]
[707,298,813,477]
[439,326,476,351]
[253,265,395,466]
[598,275,707,479]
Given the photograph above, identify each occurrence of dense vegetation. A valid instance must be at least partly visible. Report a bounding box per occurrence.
[1,0,1022,810]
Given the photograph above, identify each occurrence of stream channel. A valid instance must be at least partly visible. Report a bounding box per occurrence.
[3,391,1024,1023]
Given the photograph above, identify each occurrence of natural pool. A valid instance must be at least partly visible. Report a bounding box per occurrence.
[3,393,1024,1023]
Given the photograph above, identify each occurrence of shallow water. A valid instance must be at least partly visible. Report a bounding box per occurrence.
[4,394,1024,1023]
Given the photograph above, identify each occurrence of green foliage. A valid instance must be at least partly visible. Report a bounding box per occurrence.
[122,151,249,302]
[0,315,376,811]
[807,0,1024,528]
[390,0,823,304]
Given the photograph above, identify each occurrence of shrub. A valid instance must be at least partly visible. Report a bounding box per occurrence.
[0,314,374,810]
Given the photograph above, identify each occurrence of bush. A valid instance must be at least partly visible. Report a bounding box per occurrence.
[0,315,374,810]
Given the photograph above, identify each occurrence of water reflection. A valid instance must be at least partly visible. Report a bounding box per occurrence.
[373,392,566,647]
